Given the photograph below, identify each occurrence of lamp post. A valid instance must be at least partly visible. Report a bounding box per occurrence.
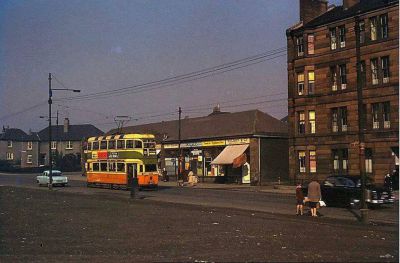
[47,73,80,190]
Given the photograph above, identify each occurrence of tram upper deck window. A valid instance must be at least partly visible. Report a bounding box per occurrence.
[100,141,107,150]
[108,140,116,149]
[126,140,134,149]
[116,140,125,149]
[92,141,99,150]
[135,140,143,149]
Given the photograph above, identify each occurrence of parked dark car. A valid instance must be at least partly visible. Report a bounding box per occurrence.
[302,176,395,208]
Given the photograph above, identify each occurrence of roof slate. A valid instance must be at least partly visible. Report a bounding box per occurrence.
[0,128,28,141]
[110,110,288,143]
[38,124,103,141]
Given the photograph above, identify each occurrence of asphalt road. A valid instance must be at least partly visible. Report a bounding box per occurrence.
[0,185,398,262]
[0,172,398,224]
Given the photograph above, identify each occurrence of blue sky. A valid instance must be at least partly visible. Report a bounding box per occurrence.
[0,0,343,132]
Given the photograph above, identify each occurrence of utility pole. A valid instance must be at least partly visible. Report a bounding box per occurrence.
[178,107,182,186]
[48,73,53,190]
[355,16,368,222]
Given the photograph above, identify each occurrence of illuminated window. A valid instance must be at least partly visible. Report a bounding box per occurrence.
[298,151,306,173]
[307,34,314,55]
[308,71,315,94]
[297,73,305,96]
[309,110,316,134]
[309,151,316,173]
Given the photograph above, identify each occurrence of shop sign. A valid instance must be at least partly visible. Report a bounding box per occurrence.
[164,144,179,149]
[191,149,202,155]
[226,138,250,145]
[202,140,225,147]
[91,152,98,159]
[182,142,202,148]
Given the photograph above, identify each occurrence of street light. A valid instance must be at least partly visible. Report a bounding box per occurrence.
[47,73,80,190]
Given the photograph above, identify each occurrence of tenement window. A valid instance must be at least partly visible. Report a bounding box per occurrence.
[339,64,347,89]
[298,111,305,134]
[307,34,315,55]
[330,66,338,91]
[372,102,391,129]
[380,14,388,39]
[358,21,365,44]
[308,71,315,94]
[309,110,316,134]
[27,141,33,150]
[371,58,379,85]
[331,107,347,132]
[7,141,12,148]
[381,56,390,83]
[330,28,337,50]
[339,25,346,48]
[6,152,13,160]
[297,72,305,96]
[370,17,378,41]
[66,141,73,150]
[296,36,304,57]
[332,149,348,174]
[309,150,316,173]
[298,151,306,173]
[365,148,373,174]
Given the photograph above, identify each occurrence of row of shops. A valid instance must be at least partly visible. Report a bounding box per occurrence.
[116,108,288,185]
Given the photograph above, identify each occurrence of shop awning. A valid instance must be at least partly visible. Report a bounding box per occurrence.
[211,144,249,165]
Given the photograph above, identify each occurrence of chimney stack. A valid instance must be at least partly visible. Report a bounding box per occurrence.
[343,0,360,9]
[63,118,69,133]
[300,0,328,25]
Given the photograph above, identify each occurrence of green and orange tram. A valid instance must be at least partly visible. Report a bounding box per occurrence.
[83,133,159,190]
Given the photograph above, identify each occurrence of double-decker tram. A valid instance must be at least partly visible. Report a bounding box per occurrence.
[83,133,158,190]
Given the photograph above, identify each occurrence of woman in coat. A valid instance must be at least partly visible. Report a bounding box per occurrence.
[307,179,321,217]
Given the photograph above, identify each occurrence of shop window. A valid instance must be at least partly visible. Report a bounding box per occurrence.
[308,71,315,95]
[297,72,305,96]
[365,148,373,174]
[309,110,316,134]
[307,34,314,55]
[298,111,305,134]
[309,150,316,173]
[298,151,306,173]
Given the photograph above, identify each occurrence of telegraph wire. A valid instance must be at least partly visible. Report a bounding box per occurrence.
[55,52,287,103]
[55,48,286,102]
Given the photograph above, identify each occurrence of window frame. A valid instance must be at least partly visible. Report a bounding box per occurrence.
[308,71,315,95]
[65,141,73,150]
[329,28,337,50]
[297,72,305,96]
[296,35,304,57]
[27,141,33,150]
[298,151,306,173]
[339,25,346,48]
[339,64,347,89]
[27,154,33,164]
[308,110,316,134]
[370,16,378,41]
[381,56,390,83]
[309,150,316,173]
[371,58,379,85]
[307,34,315,55]
[298,111,306,135]
[7,141,12,148]
[6,152,14,160]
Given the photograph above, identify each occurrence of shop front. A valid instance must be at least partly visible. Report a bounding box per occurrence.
[159,138,250,183]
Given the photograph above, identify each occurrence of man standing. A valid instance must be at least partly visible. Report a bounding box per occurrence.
[307,179,321,217]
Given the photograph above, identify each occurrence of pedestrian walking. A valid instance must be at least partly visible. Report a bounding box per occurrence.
[162,168,169,182]
[296,183,304,216]
[307,178,321,217]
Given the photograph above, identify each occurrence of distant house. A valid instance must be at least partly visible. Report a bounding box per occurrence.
[0,119,103,170]
[110,109,288,185]
[37,118,103,166]
[0,127,28,166]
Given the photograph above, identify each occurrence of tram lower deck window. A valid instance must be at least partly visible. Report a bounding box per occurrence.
[93,163,100,171]
[100,162,107,171]
[116,163,125,172]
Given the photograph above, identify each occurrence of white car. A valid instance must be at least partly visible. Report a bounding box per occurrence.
[36,170,68,187]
